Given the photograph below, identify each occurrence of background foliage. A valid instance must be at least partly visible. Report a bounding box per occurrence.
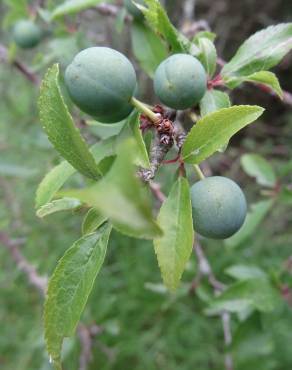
[1,1,292,369]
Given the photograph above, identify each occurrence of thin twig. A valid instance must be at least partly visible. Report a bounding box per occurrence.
[93,3,131,22]
[0,44,40,85]
[0,232,47,294]
[193,242,233,370]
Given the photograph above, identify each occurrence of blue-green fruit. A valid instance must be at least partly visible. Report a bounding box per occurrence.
[124,0,144,19]
[190,176,247,239]
[12,19,42,49]
[154,54,207,110]
[65,47,137,123]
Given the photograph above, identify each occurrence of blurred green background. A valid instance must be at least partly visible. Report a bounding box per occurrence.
[1,1,292,369]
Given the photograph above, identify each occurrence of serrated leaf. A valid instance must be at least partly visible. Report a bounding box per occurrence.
[225,200,274,248]
[141,0,198,54]
[225,71,283,98]
[51,0,109,19]
[222,23,292,77]
[225,265,267,280]
[44,224,111,369]
[206,278,279,315]
[36,197,82,218]
[38,64,101,181]
[199,90,231,116]
[61,139,162,239]
[131,21,167,77]
[82,208,107,235]
[182,105,264,164]
[35,137,117,209]
[241,153,277,188]
[196,37,217,77]
[153,177,194,290]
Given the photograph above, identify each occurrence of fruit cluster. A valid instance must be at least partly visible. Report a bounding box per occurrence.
[63,45,247,239]
[64,46,207,123]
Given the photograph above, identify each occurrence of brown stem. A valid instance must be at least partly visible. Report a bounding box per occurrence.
[0,44,40,85]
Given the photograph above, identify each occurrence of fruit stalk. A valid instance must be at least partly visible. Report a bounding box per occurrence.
[130,97,161,125]
[194,164,205,180]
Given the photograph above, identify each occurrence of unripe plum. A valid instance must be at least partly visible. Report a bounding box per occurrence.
[65,47,137,123]
[12,19,42,49]
[190,176,247,239]
[154,54,207,110]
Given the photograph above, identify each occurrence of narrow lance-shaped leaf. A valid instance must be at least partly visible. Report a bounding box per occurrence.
[154,177,194,290]
[241,153,277,188]
[222,23,292,77]
[182,105,265,164]
[38,64,101,181]
[44,223,112,370]
[61,139,162,239]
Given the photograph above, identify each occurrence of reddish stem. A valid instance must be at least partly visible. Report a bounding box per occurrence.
[207,74,224,89]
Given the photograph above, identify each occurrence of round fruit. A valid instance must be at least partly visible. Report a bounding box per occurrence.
[124,0,144,19]
[12,19,42,49]
[65,47,137,123]
[190,176,247,239]
[154,54,207,110]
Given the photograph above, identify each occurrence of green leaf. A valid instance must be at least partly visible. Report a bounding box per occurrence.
[127,112,150,168]
[182,106,264,164]
[241,153,277,188]
[196,37,217,77]
[153,177,194,290]
[222,23,292,77]
[61,139,162,239]
[206,278,279,315]
[86,120,126,140]
[51,0,109,19]
[225,71,283,98]
[225,265,267,280]
[44,224,112,369]
[36,197,82,218]
[38,64,101,181]
[193,31,216,42]
[82,208,107,235]
[35,162,75,209]
[279,187,292,205]
[35,137,117,209]
[199,90,231,116]
[141,0,198,54]
[225,200,274,248]
[131,21,168,77]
